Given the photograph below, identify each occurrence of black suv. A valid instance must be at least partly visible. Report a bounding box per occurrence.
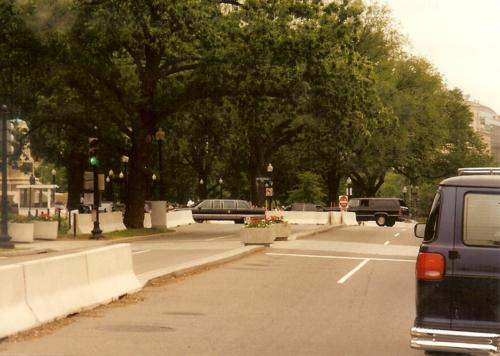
[411,170,500,354]
[347,197,409,226]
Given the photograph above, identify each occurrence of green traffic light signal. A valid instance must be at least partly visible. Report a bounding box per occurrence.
[89,156,98,166]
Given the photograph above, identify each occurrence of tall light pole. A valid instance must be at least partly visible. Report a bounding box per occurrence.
[151,173,157,199]
[266,163,273,210]
[155,128,166,200]
[199,178,204,200]
[0,104,12,248]
[108,169,114,202]
[219,177,223,199]
[403,186,407,203]
[51,168,56,209]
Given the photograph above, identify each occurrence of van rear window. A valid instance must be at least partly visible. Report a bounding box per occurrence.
[464,193,500,247]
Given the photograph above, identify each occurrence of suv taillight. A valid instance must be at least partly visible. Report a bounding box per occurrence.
[416,252,445,281]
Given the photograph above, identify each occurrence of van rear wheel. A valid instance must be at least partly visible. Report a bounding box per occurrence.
[375,215,386,227]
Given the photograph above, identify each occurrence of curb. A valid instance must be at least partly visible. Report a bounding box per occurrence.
[291,224,342,240]
[137,245,265,285]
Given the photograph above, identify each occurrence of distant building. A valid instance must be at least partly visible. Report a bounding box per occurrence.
[467,101,500,161]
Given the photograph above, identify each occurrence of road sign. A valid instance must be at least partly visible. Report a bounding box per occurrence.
[339,195,349,209]
[265,187,273,197]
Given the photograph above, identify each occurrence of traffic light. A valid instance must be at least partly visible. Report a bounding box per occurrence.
[88,137,98,166]
[0,120,15,155]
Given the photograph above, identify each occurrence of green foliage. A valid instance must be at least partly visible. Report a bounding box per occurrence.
[287,171,326,204]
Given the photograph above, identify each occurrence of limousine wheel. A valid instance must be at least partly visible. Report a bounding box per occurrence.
[375,215,386,227]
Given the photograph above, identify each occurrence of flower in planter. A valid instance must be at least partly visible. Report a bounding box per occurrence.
[8,215,34,223]
[33,212,57,221]
[269,215,287,224]
[244,217,271,228]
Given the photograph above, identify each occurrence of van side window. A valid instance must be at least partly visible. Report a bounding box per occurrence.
[424,192,441,242]
[360,199,369,207]
[464,193,500,247]
[348,199,359,208]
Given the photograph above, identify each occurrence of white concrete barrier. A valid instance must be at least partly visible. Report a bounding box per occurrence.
[86,244,141,304]
[341,211,359,226]
[71,213,93,235]
[279,211,329,225]
[23,252,97,324]
[151,201,167,228]
[98,212,126,233]
[166,210,195,228]
[111,211,126,231]
[331,212,342,226]
[0,264,37,338]
[143,212,152,228]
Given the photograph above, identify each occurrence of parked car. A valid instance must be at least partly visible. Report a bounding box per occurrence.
[191,199,265,223]
[346,197,409,226]
[284,203,326,212]
[410,168,500,354]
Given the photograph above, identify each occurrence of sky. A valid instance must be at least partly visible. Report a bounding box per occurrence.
[378,0,500,113]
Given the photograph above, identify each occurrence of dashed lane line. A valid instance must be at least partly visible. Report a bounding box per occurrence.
[394,233,400,237]
[207,235,235,241]
[132,249,152,255]
[338,259,370,284]
[384,241,390,246]
[266,252,415,263]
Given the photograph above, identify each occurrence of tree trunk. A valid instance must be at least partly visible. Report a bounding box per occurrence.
[326,170,340,207]
[66,151,87,211]
[124,114,153,228]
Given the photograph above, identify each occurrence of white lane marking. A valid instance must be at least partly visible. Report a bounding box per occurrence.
[207,235,234,241]
[338,259,370,284]
[132,249,152,255]
[266,253,415,263]
[384,241,390,246]
[394,233,400,237]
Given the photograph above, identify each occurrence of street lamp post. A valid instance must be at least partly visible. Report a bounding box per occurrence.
[199,178,204,200]
[0,104,12,248]
[346,177,352,200]
[266,163,273,210]
[402,186,407,203]
[218,177,223,199]
[108,169,114,202]
[155,128,166,200]
[51,168,56,210]
[151,174,157,199]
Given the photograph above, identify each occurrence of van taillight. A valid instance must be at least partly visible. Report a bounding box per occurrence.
[416,253,445,281]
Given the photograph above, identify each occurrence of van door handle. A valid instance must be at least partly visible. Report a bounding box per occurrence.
[448,250,460,260]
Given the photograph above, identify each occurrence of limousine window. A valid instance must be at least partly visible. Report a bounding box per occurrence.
[464,193,500,247]
[199,200,211,209]
[213,200,222,209]
[238,200,251,209]
[224,200,236,209]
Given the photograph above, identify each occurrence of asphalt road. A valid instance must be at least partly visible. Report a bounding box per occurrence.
[0,222,423,356]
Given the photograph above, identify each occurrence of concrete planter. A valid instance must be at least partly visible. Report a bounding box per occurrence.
[33,220,58,240]
[8,222,34,243]
[271,223,291,241]
[240,227,274,246]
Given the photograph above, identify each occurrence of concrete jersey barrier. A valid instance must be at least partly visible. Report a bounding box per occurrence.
[0,244,141,338]
[0,264,37,338]
[86,244,141,304]
[166,210,196,228]
[23,252,97,324]
[70,212,126,235]
[331,212,342,226]
[341,211,359,226]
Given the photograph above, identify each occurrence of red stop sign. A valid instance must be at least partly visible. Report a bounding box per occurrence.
[339,195,349,209]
